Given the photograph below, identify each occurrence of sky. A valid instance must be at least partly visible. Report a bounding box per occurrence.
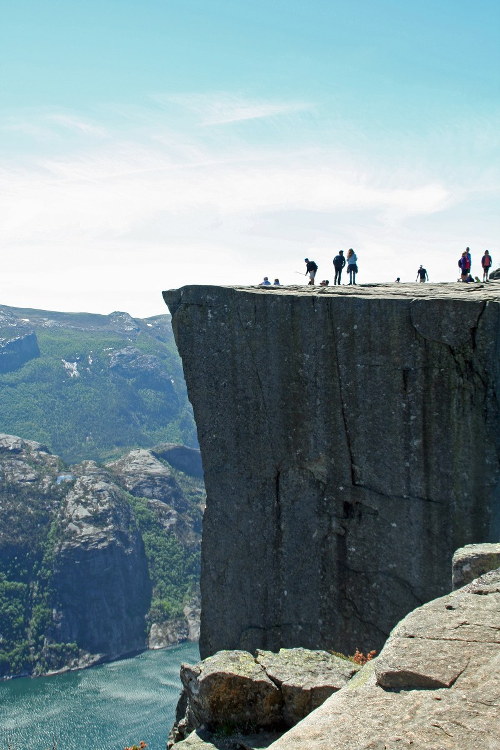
[1,0,499,318]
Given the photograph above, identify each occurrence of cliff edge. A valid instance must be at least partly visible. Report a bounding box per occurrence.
[163,283,499,658]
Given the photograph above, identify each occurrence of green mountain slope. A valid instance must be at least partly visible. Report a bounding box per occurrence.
[0,305,196,464]
[0,434,203,678]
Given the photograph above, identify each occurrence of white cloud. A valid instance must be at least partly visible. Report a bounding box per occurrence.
[0,94,498,316]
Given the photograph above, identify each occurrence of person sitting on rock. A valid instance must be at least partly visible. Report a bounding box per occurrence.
[259,277,271,286]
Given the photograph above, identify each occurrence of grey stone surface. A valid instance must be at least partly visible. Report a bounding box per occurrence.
[163,283,500,658]
[452,542,500,588]
[265,570,500,750]
[171,648,358,747]
[174,727,283,749]
[256,648,358,725]
[180,650,283,732]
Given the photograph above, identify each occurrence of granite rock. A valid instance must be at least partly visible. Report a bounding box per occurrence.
[163,283,500,658]
[452,542,500,588]
[265,570,500,750]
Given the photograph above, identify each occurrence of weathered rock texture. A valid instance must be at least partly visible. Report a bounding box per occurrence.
[452,542,500,589]
[265,569,500,750]
[171,648,358,747]
[164,283,500,658]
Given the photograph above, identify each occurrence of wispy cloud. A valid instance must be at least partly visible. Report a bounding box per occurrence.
[153,92,313,125]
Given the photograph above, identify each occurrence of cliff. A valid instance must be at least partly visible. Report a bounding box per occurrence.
[163,282,500,659]
[0,433,203,677]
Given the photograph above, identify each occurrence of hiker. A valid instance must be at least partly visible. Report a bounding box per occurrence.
[481,250,493,281]
[259,277,271,286]
[273,278,281,285]
[416,265,428,282]
[332,250,346,285]
[465,247,472,271]
[458,251,470,281]
[346,248,358,284]
[395,277,400,282]
[304,258,318,285]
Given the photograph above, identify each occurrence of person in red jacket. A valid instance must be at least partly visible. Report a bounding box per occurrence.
[481,250,493,281]
[458,251,471,281]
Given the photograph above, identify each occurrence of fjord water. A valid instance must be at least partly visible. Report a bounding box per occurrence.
[0,642,199,750]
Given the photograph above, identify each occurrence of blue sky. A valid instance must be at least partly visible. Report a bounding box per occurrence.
[1,0,499,316]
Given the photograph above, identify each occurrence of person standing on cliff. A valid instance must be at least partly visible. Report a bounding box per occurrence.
[346,248,358,284]
[333,250,346,285]
[458,251,470,281]
[465,246,472,271]
[416,265,428,282]
[481,250,492,281]
[304,258,318,285]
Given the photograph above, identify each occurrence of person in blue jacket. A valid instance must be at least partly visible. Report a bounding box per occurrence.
[346,248,358,284]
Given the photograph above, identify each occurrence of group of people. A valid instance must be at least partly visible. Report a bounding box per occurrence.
[457,248,493,283]
[259,246,494,287]
[305,249,359,286]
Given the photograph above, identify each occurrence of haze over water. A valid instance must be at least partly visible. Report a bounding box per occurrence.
[0,642,199,750]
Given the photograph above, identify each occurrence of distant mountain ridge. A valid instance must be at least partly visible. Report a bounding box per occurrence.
[0,304,196,463]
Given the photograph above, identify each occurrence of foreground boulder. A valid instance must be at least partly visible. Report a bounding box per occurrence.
[170,648,359,746]
[265,569,500,750]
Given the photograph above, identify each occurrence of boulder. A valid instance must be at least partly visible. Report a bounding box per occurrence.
[180,650,283,733]
[171,647,360,747]
[256,648,358,725]
[452,542,500,588]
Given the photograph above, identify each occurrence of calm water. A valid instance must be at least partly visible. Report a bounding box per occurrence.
[0,642,199,750]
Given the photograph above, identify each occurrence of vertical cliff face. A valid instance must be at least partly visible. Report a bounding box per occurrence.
[163,284,500,658]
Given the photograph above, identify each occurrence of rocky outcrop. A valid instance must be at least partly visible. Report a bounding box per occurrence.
[452,542,500,588]
[164,283,500,659]
[0,332,39,373]
[106,448,185,508]
[170,648,359,747]
[265,569,500,750]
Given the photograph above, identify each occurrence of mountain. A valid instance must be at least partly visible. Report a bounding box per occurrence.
[0,433,203,678]
[0,304,196,464]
